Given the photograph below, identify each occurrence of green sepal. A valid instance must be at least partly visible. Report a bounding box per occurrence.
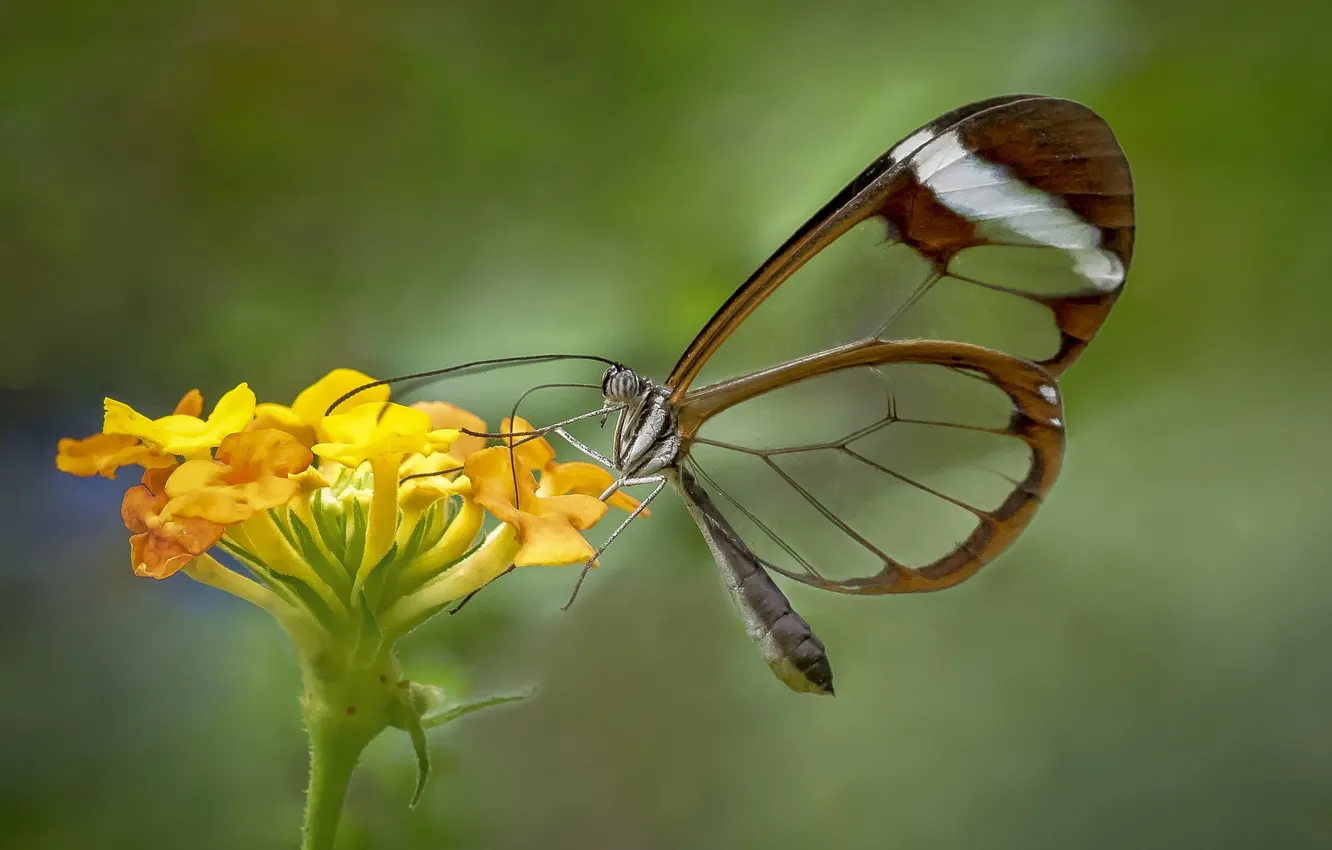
[287,510,351,595]
[351,589,383,664]
[344,498,368,573]
[419,688,535,730]
[386,689,431,809]
[394,509,433,571]
[311,492,348,565]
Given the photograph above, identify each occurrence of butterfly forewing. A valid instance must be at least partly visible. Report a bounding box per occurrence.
[669,96,1133,397]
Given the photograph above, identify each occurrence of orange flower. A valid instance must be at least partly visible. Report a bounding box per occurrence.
[56,433,175,479]
[464,446,607,567]
[56,389,202,478]
[501,417,644,515]
[164,430,314,524]
[121,467,226,579]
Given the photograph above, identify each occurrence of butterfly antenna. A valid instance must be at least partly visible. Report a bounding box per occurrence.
[500,381,600,504]
[323,353,616,417]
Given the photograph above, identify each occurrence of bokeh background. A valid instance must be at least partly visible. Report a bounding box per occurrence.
[5,1,1331,847]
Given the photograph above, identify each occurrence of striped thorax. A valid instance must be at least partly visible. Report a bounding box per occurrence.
[601,365,682,478]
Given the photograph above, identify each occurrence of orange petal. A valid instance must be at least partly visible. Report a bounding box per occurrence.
[215,429,313,480]
[413,402,487,460]
[121,483,167,535]
[512,514,596,567]
[501,416,556,473]
[536,493,608,530]
[141,465,175,495]
[130,533,194,579]
[129,513,225,579]
[465,446,540,513]
[166,478,299,524]
[55,433,175,479]
[541,461,645,515]
[173,389,204,417]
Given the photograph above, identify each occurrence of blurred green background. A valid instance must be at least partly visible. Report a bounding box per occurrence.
[5,0,1331,847]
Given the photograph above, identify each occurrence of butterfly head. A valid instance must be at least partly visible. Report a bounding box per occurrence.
[600,363,645,404]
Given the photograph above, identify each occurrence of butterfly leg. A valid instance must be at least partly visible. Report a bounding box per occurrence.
[549,426,615,468]
[561,473,668,611]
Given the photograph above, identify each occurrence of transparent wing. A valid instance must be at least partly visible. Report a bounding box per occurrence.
[680,340,1063,593]
[667,96,1134,397]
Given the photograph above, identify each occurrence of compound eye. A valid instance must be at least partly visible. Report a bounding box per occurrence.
[602,366,640,401]
[600,366,621,397]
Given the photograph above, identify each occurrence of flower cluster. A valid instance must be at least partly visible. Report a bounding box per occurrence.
[56,369,639,644]
[57,368,645,833]
[57,367,647,845]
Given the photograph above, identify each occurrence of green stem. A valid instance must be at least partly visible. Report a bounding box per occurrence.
[299,650,403,850]
[301,714,371,850]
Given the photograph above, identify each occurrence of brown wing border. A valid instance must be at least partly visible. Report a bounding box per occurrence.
[677,338,1065,594]
[665,94,1133,400]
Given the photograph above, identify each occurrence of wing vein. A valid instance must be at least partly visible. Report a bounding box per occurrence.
[687,459,824,580]
[762,455,891,562]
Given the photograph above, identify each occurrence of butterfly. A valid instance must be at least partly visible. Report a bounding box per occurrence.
[368,94,1133,695]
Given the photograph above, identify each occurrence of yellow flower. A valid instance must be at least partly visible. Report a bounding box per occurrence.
[121,467,227,579]
[312,403,458,467]
[58,369,593,842]
[252,368,389,447]
[164,429,315,524]
[312,401,461,589]
[502,417,645,515]
[464,445,607,567]
[398,451,471,513]
[413,401,487,461]
[105,383,256,455]
[56,389,203,478]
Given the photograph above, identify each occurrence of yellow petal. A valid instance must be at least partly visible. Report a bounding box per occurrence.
[104,383,256,454]
[320,402,429,446]
[205,383,258,436]
[290,368,388,424]
[249,403,317,447]
[399,452,469,512]
[412,401,487,460]
[162,488,252,525]
[314,403,457,466]
[426,428,461,454]
[103,398,158,441]
[164,459,227,497]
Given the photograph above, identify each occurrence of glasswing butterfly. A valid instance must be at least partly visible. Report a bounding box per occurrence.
[365,94,1134,695]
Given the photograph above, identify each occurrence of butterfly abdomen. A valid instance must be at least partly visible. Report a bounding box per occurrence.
[673,467,834,695]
